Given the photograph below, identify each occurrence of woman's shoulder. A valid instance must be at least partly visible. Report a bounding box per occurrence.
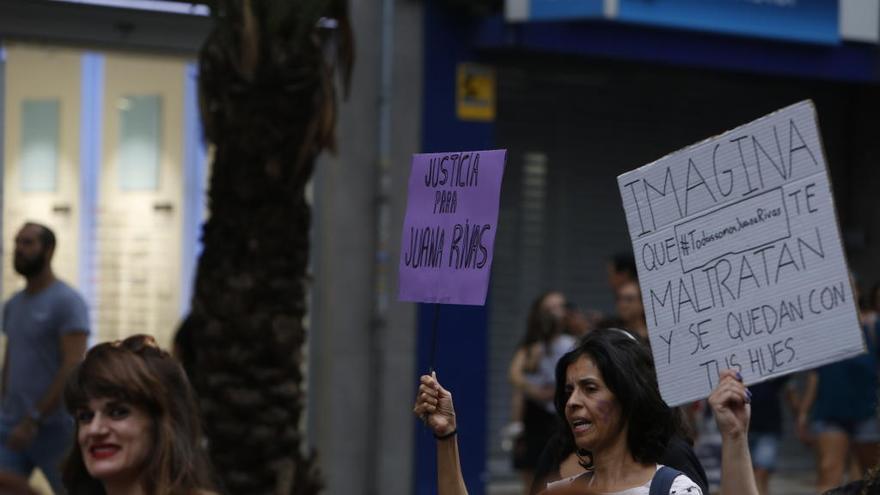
[668,473,702,494]
[660,438,709,494]
[654,465,702,495]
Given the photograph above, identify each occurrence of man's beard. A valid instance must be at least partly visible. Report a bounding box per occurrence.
[14,252,46,277]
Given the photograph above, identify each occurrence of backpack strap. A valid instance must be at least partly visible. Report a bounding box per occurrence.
[649,466,683,495]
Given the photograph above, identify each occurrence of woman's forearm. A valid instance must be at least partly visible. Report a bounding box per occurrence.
[437,436,469,495]
[720,433,758,495]
[509,349,527,388]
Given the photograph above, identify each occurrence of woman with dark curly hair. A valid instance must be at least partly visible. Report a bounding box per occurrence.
[416,329,719,494]
[62,334,216,495]
[543,328,700,493]
[527,329,707,494]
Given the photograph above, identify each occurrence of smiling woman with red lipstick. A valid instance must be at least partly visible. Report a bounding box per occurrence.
[61,335,215,495]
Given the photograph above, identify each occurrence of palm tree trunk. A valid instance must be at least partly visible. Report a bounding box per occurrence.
[187,1,352,493]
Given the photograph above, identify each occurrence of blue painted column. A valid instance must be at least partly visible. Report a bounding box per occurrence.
[415,2,497,494]
[79,52,103,340]
[0,45,5,287]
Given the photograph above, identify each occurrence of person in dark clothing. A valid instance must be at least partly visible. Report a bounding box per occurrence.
[796,315,880,492]
[824,479,880,495]
[606,253,637,293]
[747,377,792,495]
[173,313,200,382]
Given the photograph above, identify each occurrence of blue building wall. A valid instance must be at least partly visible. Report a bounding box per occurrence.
[474,16,879,83]
[415,2,496,494]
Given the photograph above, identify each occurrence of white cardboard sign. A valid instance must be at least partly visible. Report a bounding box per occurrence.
[617,100,865,406]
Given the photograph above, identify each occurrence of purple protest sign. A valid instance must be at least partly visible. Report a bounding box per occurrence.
[398,149,506,306]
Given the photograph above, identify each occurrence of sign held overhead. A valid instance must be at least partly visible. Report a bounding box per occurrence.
[399,150,506,306]
[617,100,864,406]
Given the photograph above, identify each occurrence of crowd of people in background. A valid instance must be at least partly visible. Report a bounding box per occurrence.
[485,252,880,495]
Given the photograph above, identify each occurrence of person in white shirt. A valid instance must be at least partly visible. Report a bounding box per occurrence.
[416,329,707,494]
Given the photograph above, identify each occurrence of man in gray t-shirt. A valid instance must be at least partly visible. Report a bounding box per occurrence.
[0,223,88,493]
